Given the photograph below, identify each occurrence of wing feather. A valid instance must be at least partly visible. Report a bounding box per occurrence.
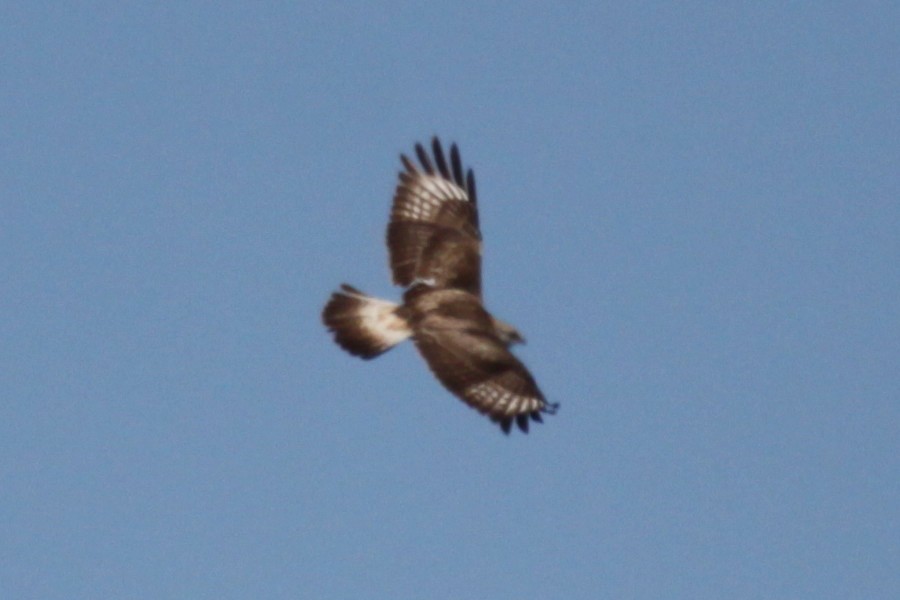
[324,139,557,434]
[450,144,465,189]
[415,142,434,174]
[412,308,557,433]
[387,137,482,295]
[431,138,451,180]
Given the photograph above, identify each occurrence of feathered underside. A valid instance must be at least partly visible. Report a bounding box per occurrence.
[405,287,558,434]
[387,138,483,297]
[322,138,558,435]
[322,284,411,359]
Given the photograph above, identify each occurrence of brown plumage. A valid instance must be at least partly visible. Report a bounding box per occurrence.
[322,138,558,434]
[387,140,482,295]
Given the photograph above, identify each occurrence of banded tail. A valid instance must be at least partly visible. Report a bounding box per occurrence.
[322,284,412,359]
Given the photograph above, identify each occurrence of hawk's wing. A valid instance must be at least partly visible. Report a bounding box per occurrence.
[412,303,558,434]
[387,138,482,296]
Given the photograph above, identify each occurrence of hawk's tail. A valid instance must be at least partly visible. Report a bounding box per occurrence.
[322,284,412,359]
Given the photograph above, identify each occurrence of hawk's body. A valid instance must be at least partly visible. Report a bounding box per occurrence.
[322,138,558,433]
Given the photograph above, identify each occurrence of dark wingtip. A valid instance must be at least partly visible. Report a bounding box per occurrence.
[450,143,464,187]
[400,154,417,174]
[516,413,530,433]
[491,397,559,435]
[415,143,434,174]
[431,138,451,179]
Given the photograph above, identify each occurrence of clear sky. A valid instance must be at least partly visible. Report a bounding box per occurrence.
[2,3,898,599]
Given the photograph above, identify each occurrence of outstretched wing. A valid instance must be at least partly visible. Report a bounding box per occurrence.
[411,299,558,434]
[387,138,482,296]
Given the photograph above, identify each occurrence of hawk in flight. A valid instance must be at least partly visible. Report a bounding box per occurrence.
[322,138,558,434]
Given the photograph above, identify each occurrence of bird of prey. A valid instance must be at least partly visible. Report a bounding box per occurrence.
[322,138,558,434]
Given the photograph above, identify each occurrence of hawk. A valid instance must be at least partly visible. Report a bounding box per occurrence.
[322,138,558,434]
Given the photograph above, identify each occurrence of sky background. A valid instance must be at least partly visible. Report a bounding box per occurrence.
[2,2,898,599]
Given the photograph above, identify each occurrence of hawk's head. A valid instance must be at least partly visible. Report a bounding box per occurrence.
[491,317,525,347]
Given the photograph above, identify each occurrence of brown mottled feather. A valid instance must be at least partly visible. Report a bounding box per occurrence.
[321,284,412,359]
[387,138,482,296]
[405,288,558,433]
[323,138,558,434]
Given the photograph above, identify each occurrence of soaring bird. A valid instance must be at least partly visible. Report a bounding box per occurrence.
[322,138,558,434]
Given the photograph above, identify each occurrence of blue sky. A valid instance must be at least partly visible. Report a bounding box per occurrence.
[2,3,898,599]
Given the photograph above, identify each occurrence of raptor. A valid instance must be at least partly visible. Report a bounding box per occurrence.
[322,138,558,433]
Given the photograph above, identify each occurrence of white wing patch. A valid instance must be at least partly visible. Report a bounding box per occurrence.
[395,174,470,222]
[464,381,543,417]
